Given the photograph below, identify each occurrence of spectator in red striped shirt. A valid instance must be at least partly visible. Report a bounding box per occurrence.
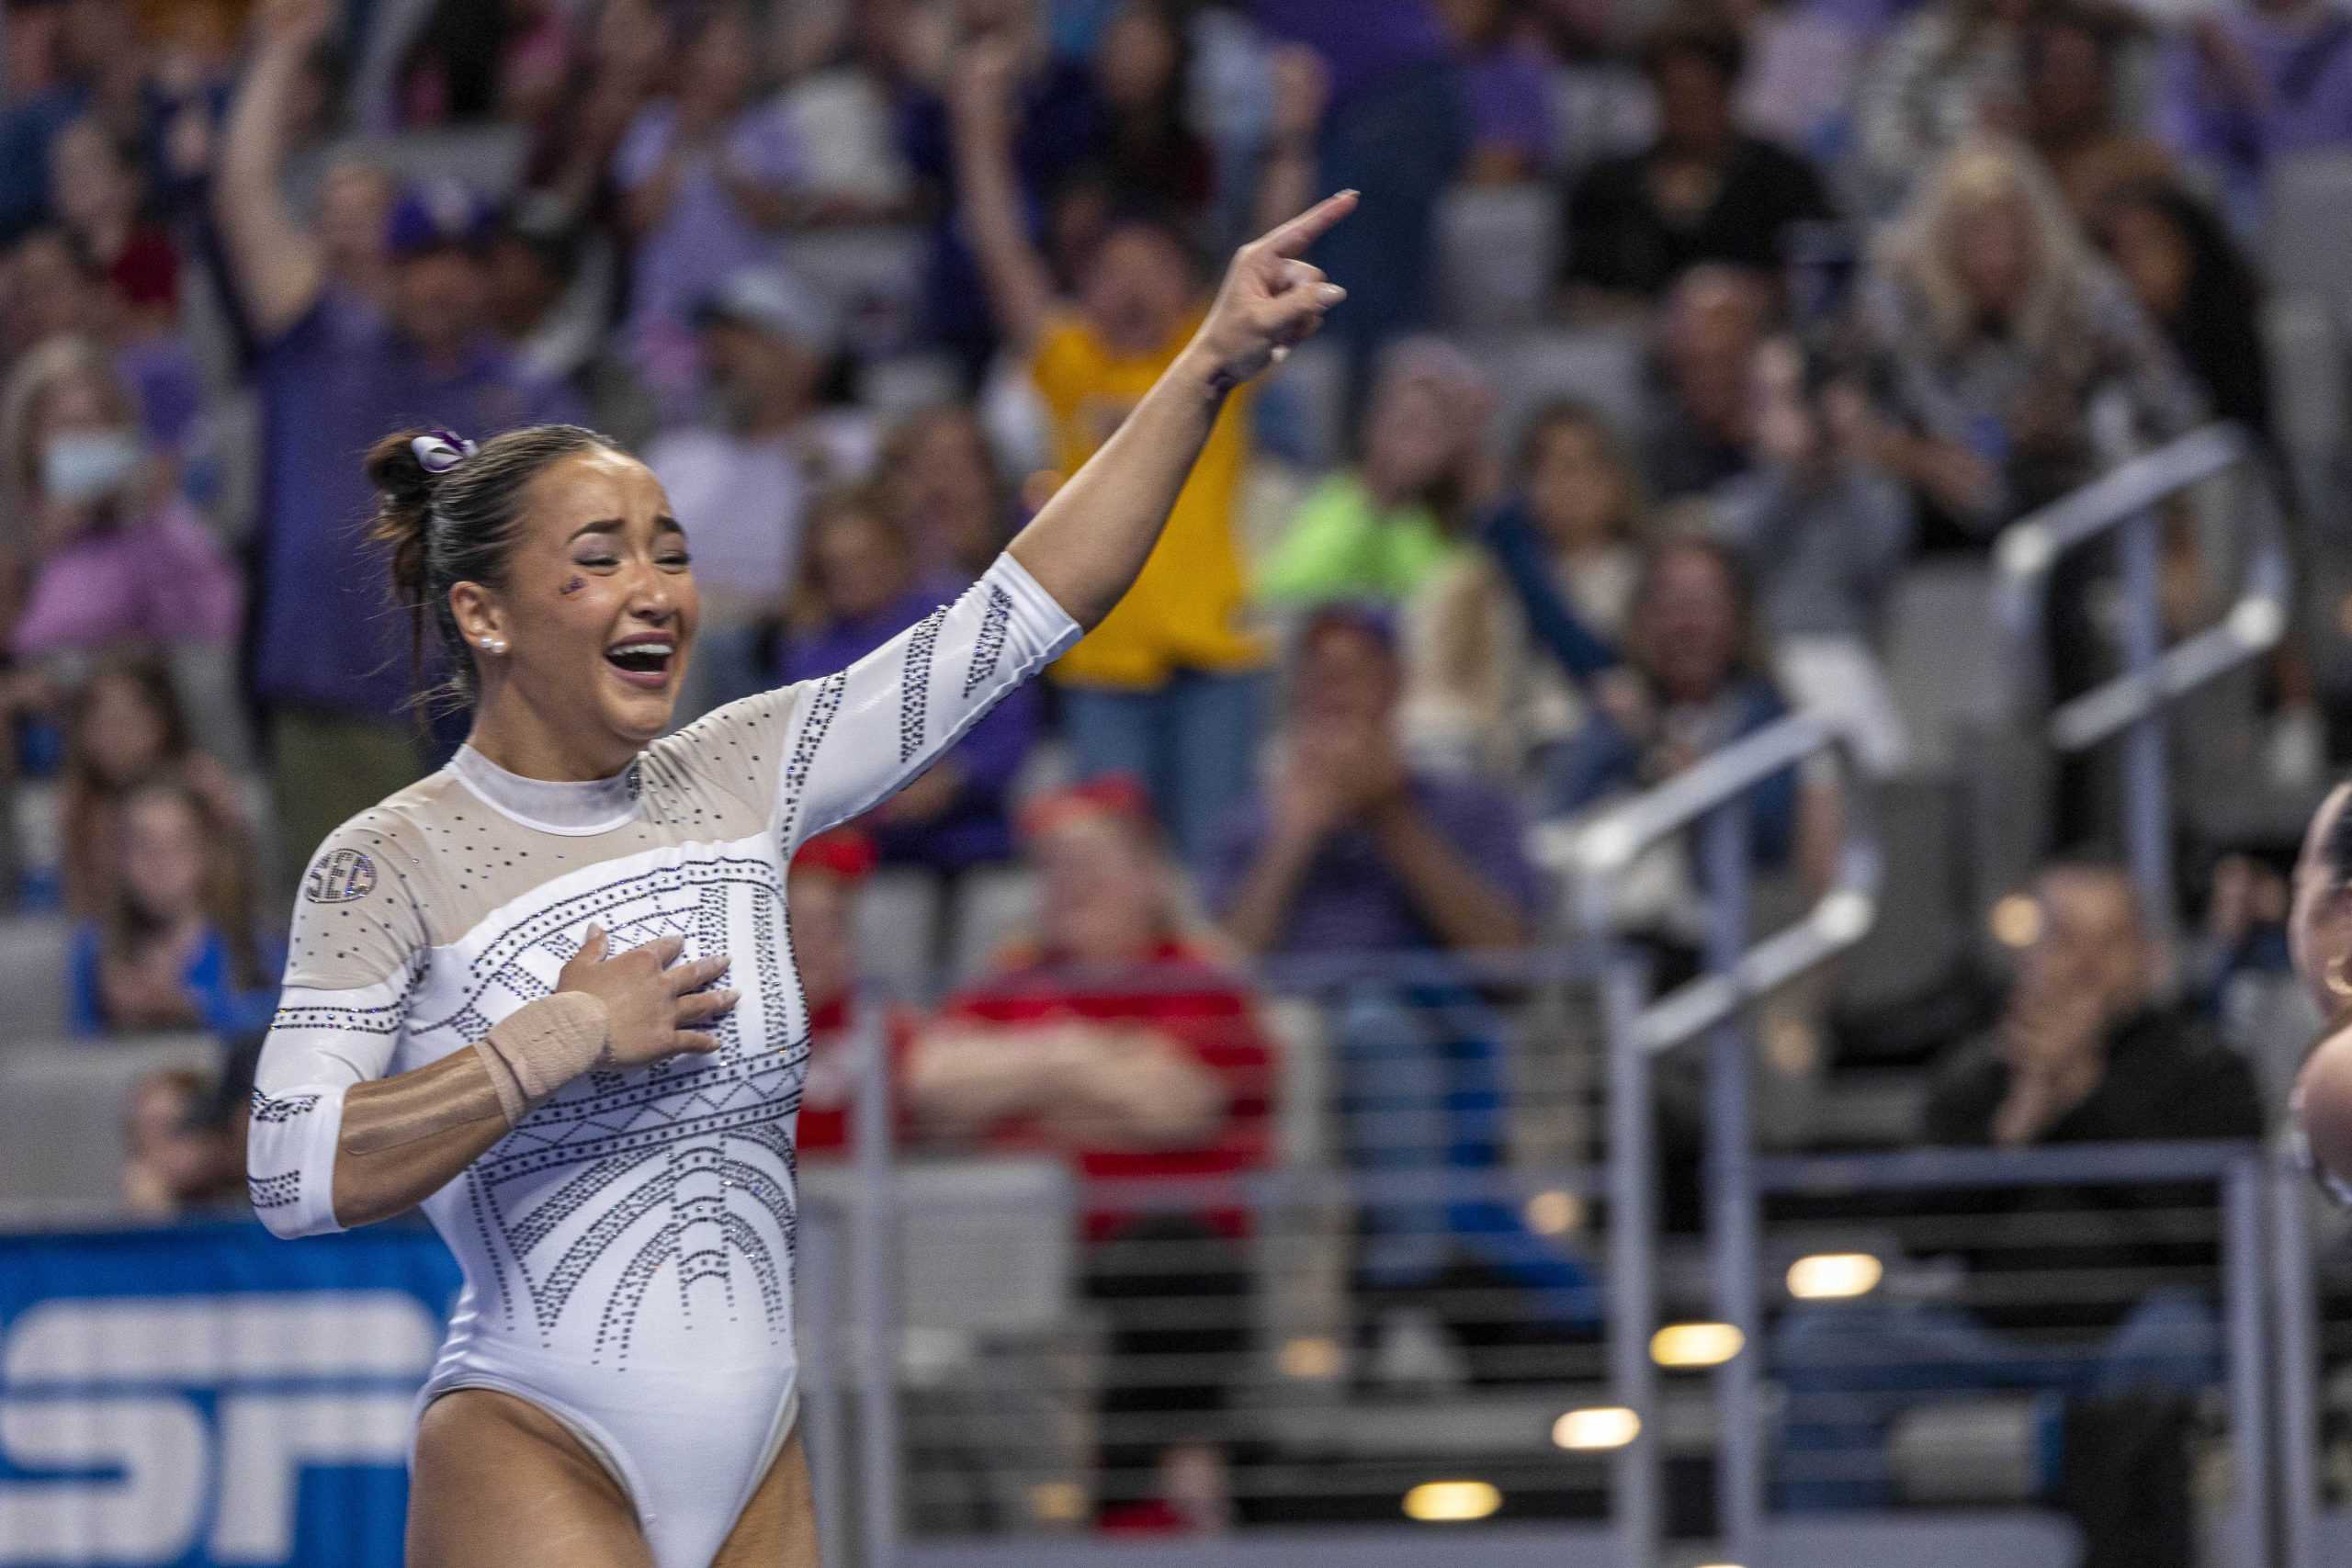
[908,774,1275,1533]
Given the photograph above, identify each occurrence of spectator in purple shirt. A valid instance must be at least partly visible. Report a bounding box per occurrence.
[901,0,1111,383]
[615,1,804,412]
[1211,603,1542,959]
[2161,0,2352,231]
[1251,0,1469,398]
[0,335,240,663]
[213,0,577,887]
[1439,0,1561,184]
[1208,603,1596,1368]
[777,488,1039,874]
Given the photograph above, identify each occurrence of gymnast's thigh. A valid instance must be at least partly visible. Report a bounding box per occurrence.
[710,1426,820,1568]
[407,1387,655,1568]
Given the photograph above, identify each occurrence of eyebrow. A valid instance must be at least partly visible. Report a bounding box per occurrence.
[566,515,686,543]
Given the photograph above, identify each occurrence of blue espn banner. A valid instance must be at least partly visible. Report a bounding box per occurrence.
[0,1219,460,1568]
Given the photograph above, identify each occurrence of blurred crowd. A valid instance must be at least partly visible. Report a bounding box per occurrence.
[2,0,2343,1540]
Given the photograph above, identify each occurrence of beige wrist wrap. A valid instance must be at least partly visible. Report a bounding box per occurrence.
[472,992,610,1125]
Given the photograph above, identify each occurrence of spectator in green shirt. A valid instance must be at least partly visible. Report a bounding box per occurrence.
[1256,336,1492,605]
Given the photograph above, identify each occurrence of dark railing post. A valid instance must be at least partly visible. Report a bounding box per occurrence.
[851,998,901,1568]
[2222,1156,2274,1568]
[2116,506,2176,948]
[1602,948,1661,1567]
[1702,799,1763,1560]
[2274,1158,2322,1568]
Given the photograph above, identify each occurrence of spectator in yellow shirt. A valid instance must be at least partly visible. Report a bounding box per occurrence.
[950,28,1324,863]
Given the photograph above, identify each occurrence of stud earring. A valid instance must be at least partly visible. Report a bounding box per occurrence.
[481,637,507,655]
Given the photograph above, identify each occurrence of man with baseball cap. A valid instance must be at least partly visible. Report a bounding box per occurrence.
[214,0,577,892]
[641,264,876,718]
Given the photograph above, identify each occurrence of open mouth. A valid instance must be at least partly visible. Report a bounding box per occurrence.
[605,636,677,689]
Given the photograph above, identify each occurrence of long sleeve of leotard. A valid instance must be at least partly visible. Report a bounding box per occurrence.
[773,551,1080,850]
[247,815,430,1239]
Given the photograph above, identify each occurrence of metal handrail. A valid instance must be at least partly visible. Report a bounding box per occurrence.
[1532,709,1884,1055]
[1532,707,1883,1565]
[1990,420,2289,947]
[1993,421,2289,749]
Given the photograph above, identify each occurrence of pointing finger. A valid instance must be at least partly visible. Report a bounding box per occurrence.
[1261,189,1357,259]
[650,934,687,968]
[577,925,607,963]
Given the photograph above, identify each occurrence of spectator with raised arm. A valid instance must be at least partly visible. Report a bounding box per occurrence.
[1560,8,1837,315]
[614,1,802,411]
[903,0,1113,381]
[213,0,575,886]
[950,28,1278,863]
[1408,400,1648,778]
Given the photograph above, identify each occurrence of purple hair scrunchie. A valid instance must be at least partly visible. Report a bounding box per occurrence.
[411,430,479,475]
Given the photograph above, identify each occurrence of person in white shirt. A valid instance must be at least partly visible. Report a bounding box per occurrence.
[246,193,1358,1568]
[641,266,876,720]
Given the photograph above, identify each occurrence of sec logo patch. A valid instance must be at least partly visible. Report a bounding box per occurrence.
[304,849,378,904]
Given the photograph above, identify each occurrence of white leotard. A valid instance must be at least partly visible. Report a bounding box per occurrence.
[246,554,1078,1565]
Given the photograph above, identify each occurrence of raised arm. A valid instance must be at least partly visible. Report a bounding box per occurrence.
[215,0,332,343]
[1006,191,1354,625]
[766,195,1353,848]
[947,36,1057,353]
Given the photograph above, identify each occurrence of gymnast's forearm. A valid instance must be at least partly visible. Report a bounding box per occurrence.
[1003,344,1226,630]
[328,992,610,1228]
[330,1050,516,1228]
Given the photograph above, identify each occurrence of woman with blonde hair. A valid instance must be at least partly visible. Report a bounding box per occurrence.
[1856,136,2201,545]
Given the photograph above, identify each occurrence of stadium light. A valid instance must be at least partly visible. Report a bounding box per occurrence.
[1650,1322,1744,1368]
[1524,1190,1583,1235]
[1552,1406,1641,1450]
[1278,1335,1344,1381]
[1027,1482,1087,1522]
[1402,1480,1502,1522]
[1989,893,2041,948]
[1787,1252,1883,1301]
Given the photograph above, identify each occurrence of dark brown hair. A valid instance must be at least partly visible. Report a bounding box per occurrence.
[61,658,200,919]
[364,423,620,712]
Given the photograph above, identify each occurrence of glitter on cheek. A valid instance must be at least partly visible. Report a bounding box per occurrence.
[560,576,587,597]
